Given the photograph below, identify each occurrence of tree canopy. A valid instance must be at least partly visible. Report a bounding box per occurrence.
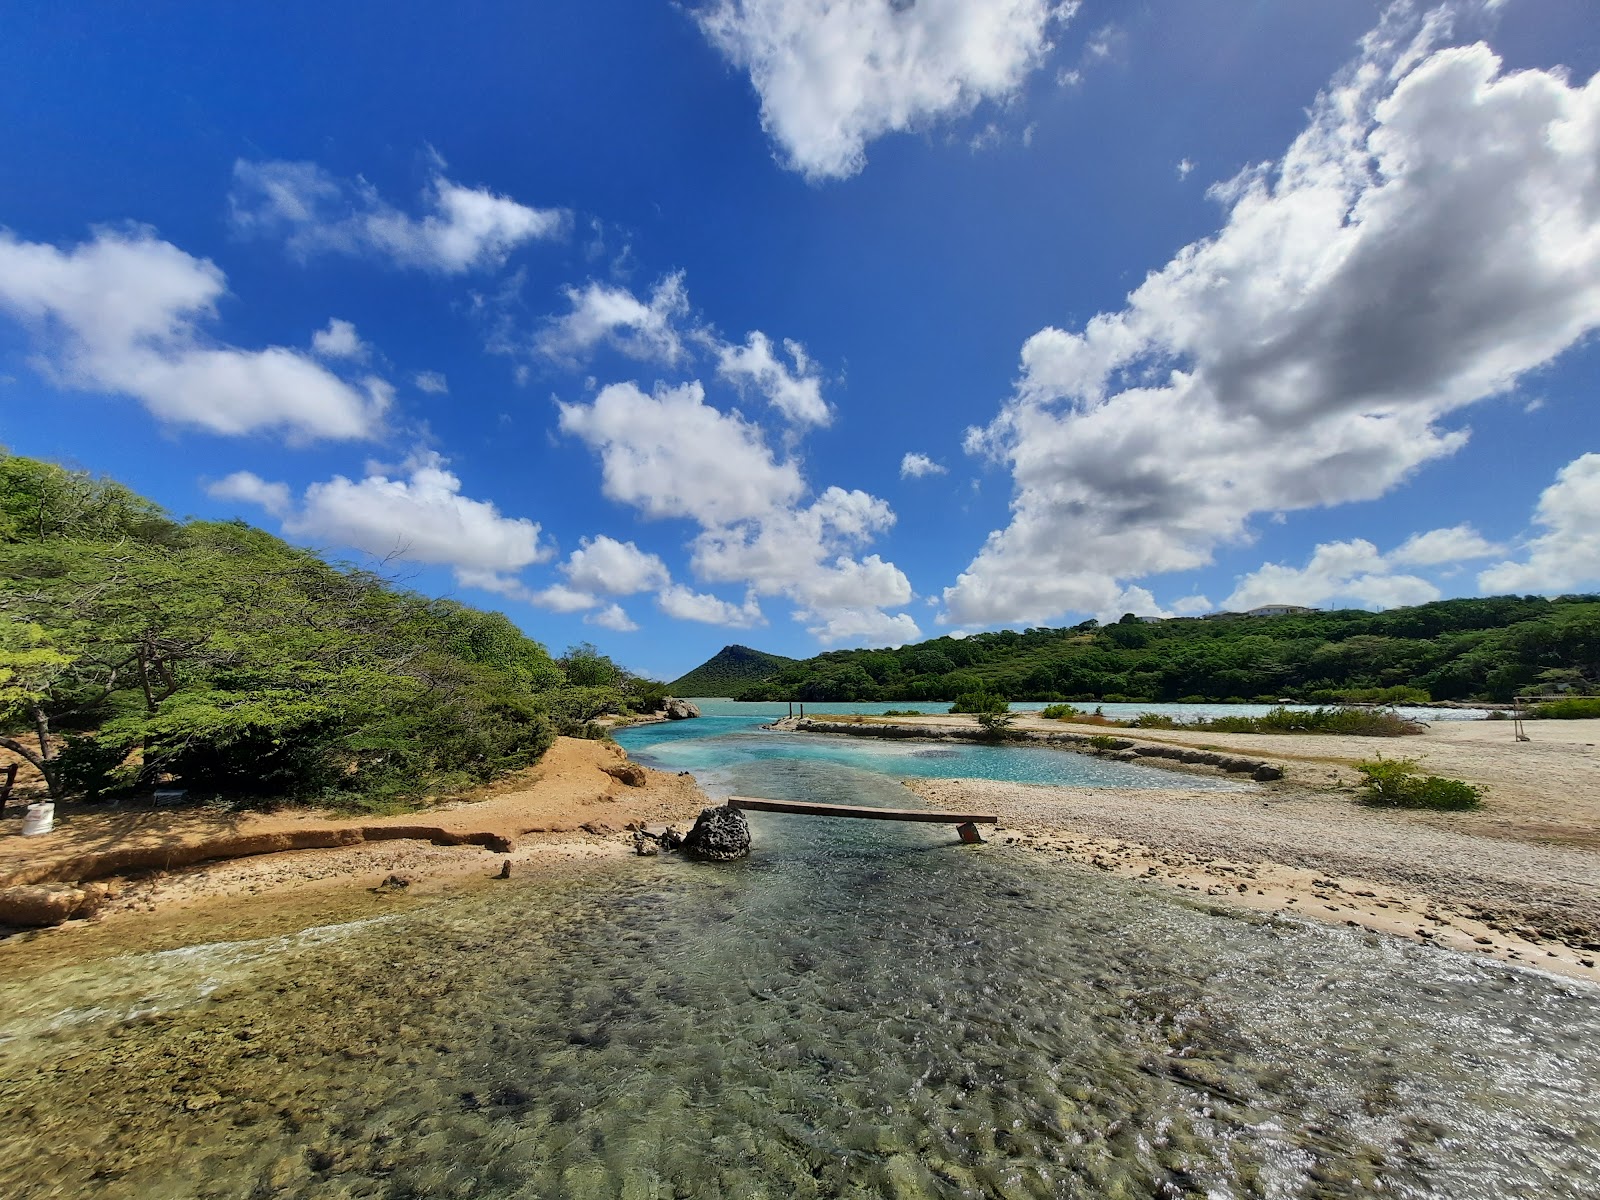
[0,452,659,807]
[730,598,1600,704]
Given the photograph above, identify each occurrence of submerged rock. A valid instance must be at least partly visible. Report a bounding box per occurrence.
[681,805,751,860]
[663,697,701,720]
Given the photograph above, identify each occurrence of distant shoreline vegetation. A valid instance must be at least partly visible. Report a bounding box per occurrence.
[715,598,1600,706]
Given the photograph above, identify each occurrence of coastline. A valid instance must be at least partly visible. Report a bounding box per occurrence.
[789,711,1600,986]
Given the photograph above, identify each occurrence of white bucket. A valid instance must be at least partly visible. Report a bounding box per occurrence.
[21,802,54,837]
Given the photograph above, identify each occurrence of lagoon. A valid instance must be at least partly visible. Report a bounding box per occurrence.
[3,708,1596,1200]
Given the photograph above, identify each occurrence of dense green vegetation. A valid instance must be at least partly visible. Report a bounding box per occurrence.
[1130,707,1423,737]
[725,597,1600,704]
[669,643,797,696]
[1353,758,1483,810]
[1532,697,1600,719]
[0,453,662,809]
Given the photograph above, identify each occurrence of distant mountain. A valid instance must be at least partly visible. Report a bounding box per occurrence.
[670,644,798,696]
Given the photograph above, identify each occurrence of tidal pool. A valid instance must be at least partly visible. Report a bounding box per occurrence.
[2,747,1596,1199]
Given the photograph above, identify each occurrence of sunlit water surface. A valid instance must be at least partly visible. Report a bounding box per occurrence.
[2,711,1595,1200]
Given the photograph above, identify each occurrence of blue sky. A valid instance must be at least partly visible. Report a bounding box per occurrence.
[2,0,1598,680]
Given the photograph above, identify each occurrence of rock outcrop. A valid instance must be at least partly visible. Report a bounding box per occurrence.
[663,697,701,720]
[681,805,750,860]
[0,881,109,927]
[603,762,648,787]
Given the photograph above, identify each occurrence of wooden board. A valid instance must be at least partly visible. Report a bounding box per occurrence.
[728,796,996,824]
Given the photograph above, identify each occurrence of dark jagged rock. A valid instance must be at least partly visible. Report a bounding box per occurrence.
[1252,764,1285,781]
[681,805,750,860]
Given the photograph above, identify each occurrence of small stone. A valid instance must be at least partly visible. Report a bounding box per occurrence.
[603,763,648,787]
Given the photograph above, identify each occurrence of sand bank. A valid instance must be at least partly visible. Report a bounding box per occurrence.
[793,712,1600,985]
[0,737,710,937]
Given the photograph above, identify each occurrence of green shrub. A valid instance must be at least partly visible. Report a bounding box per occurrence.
[882,708,922,717]
[1039,703,1080,720]
[950,690,1009,716]
[975,710,1017,738]
[1353,757,1482,810]
[1531,697,1600,719]
[1086,734,1121,751]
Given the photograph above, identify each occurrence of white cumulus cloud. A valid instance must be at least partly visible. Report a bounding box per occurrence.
[946,7,1600,627]
[0,228,388,441]
[414,370,449,395]
[535,273,691,366]
[715,331,830,426]
[311,318,368,361]
[206,471,291,517]
[1390,523,1502,567]
[585,603,640,632]
[695,0,1076,180]
[562,535,671,596]
[799,605,922,647]
[1480,454,1600,594]
[657,584,766,627]
[216,453,548,591]
[900,452,947,478]
[230,159,565,273]
[1223,539,1441,613]
[559,380,805,526]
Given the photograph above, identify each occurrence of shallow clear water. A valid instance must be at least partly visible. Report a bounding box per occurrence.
[614,714,1247,793]
[3,723,1594,1200]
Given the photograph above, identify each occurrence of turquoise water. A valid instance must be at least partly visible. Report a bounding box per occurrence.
[677,699,1489,723]
[615,712,1247,793]
[4,711,1597,1199]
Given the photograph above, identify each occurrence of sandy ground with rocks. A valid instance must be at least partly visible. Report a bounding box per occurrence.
[791,712,1600,985]
[0,737,710,942]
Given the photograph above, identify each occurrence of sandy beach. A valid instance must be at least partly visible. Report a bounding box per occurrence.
[0,737,711,945]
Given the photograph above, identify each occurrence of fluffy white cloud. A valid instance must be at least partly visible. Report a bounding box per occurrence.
[559,380,805,525]
[231,159,564,273]
[414,370,449,395]
[1390,523,1502,567]
[311,318,368,361]
[657,584,765,627]
[562,378,918,645]
[206,471,291,517]
[799,605,921,647]
[715,331,830,426]
[527,583,600,613]
[1223,539,1440,612]
[585,603,640,633]
[900,452,946,478]
[562,535,671,596]
[214,453,549,590]
[1480,454,1600,593]
[696,0,1075,180]
[691,487,909,605]
[0,228,388,441]
[535,274,690,366]
[946,8,1600,627]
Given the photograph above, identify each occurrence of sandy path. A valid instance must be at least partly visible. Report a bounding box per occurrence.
[0,737,710,935]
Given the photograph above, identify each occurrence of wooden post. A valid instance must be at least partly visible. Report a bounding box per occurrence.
[956,821,984,845]
[788,701,794,717]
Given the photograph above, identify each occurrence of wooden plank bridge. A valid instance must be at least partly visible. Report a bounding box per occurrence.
[728,796,997,844]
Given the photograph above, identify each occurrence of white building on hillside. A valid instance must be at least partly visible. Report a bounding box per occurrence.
[1244,604,1320,617]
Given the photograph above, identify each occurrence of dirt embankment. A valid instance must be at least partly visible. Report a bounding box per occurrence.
[0,738,710,933]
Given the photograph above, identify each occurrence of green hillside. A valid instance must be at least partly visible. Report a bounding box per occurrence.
[0,452,665,808]
[732,597,1600,705]
[670,644,798,696]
